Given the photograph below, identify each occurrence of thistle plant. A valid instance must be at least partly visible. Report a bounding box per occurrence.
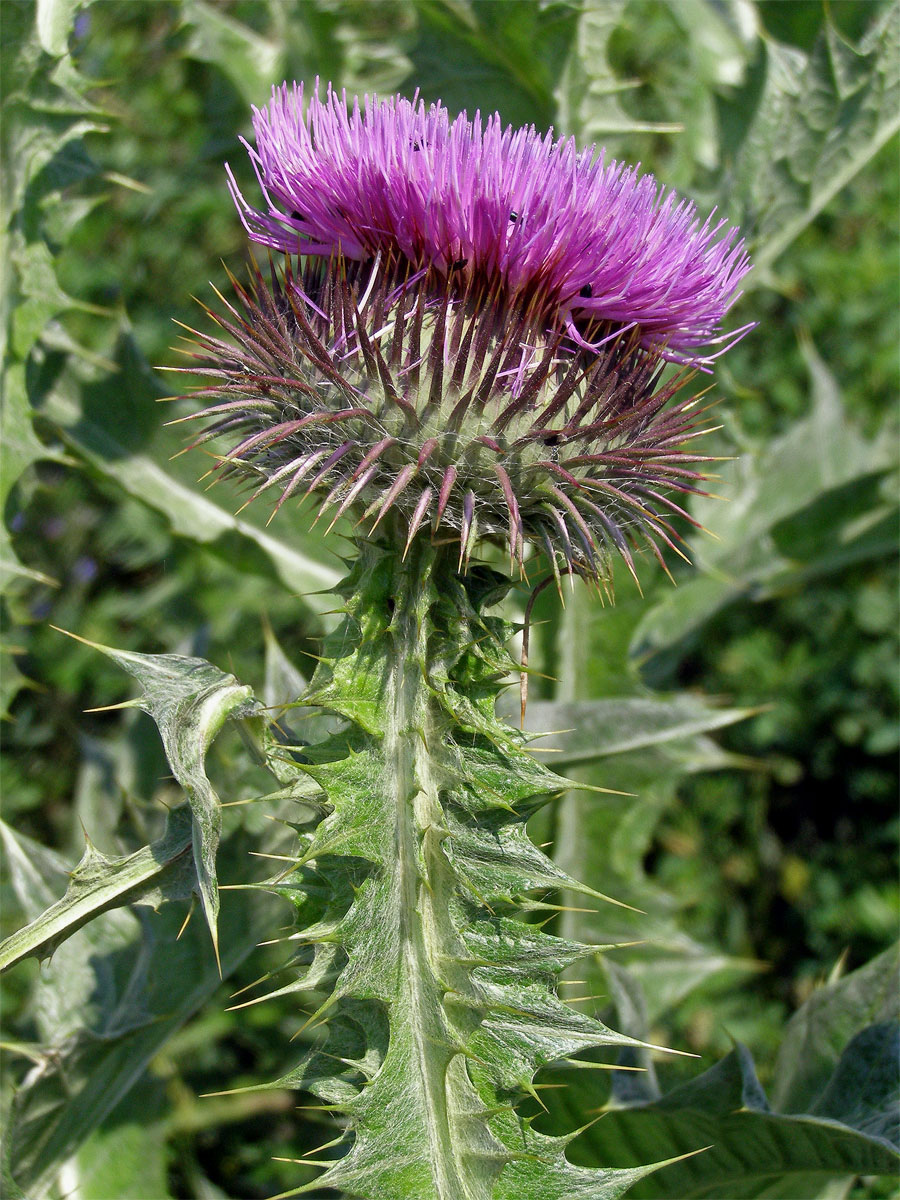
[149,83,749,1198]
[6,5,900,1197]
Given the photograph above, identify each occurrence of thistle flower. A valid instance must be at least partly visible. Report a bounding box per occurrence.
[172,84,751,585]
[227,83,751,365]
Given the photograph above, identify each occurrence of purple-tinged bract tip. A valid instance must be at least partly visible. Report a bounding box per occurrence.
[227,82,751,366]
[172,255,717,586]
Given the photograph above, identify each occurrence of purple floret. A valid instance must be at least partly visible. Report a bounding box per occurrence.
[227,82,752,365]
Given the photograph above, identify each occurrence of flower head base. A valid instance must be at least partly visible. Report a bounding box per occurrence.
[228,83,752,367]
[173,253,713,586]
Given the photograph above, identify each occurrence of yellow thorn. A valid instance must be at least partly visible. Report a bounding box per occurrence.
[559,1059,645,1072]
[49,625,104,650]
[199,1084,258,1098]
[210,926,222,980]
[579,888,646,915]
[301,1133,346,1159]
[175,899,194,942]
[228,971,272,1000]
[521,1079,549,1114]
[567,781,636,798]
[82,700,140,713]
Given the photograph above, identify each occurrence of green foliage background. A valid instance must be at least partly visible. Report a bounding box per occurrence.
[1,1,897,1197]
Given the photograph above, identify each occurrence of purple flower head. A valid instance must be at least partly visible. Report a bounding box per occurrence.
[172,83,752,587]
[228,82,752,366]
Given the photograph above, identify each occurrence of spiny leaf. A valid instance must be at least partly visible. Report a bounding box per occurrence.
[181,0,283,105]
[772,941,900,1115]
[521,696,755,765]
[35,0,83,56]
[553,1042,899,1199]
[3,822,284,1198]
[554,0,682,141]
[729,6,900,273]
[535,953,900,1198]
[57,631,259,959]
[0,806,194,972]
[1,1,107,709]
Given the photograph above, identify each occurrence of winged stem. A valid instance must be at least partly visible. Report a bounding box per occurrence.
[272,529,658,1198]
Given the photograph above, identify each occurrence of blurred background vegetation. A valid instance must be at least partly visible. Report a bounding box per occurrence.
[2,1,897,1197]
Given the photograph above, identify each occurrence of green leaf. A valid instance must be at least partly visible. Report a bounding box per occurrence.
[3,825,278,1197]
[65,635,259,958]
[0,806,194,972]
[813,1022,900,1148]
[1,665,303,1195]
[2,712,297,1199]
[551,732,759,1028]
[181,0,283,106]
[263,621,308,711]
[726,7,900,272]
[227,539,669,1198]
[0,818,72,929]
[554,0,681,139]
[409,0,579,128]
[523,695,754,766]
[772,942,900,1114]
[38,342,340,609]
[1,60,106,228]
[542,1042,898,1200]
[35,0,82,57]
[49,1088,172,1200]
[540,584,759,1029]
[535,948,900,1198]
[0,362,63,591]
[631,340,898,665]
[1,0,107,709]
[8,233,106,358]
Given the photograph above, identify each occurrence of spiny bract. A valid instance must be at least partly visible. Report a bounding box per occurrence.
[172,84,750,584]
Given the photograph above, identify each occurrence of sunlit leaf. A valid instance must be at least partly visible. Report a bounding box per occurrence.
[554,0,682,140]
[725,7,900,271]
[548,1041,898,1199]
[3,825,278,1198]
[0,806,194,973]
[409,0,579,127]
[49,1090,171,1200]
[534,946,900,1198]
[523,695,754,765]
[35,0,81,56]
[63,637,261,956]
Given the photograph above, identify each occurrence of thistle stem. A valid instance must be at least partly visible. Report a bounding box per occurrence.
[386,537,471,1198]
[289,532,649,1198]
[555,584,594,945]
